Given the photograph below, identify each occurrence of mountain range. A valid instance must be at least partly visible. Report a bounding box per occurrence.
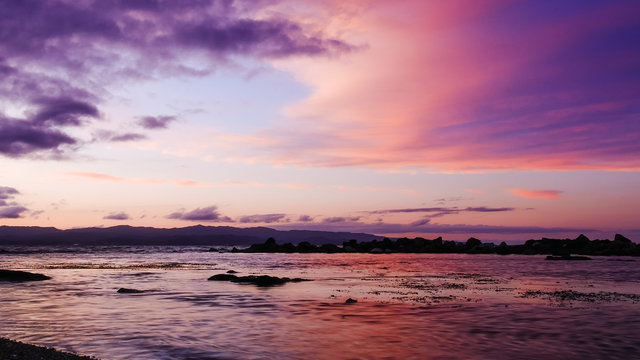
[0,225,381,246]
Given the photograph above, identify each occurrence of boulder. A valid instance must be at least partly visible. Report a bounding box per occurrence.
[208,273,311,286]
[345,298,358,304]
[0,269,51,282]
[614,234,631,243]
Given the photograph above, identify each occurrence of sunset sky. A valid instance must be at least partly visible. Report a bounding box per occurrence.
[1,0,639,241]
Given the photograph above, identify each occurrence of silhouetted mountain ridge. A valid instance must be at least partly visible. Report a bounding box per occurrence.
[0,225,381,246]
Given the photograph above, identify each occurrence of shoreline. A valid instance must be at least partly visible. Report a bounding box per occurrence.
[0,338,97,360]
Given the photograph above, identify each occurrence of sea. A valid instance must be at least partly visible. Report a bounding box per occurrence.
[1,246,639,359]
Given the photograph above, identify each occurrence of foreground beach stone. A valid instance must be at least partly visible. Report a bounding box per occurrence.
[208,274,311,286]
[0,338,96,360]
[0,269,51,282]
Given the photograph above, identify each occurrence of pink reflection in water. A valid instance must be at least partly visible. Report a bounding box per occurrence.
[1,249,639,359]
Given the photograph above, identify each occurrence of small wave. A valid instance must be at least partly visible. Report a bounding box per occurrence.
[33,262,221,270]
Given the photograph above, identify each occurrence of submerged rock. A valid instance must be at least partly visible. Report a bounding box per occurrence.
[0,269,51,282]
[208,274,238,281]
[545,255,592,261]
[208,273,311,286]
[117,288,144,293]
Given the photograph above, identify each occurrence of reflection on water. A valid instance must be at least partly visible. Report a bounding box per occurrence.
[1,248,639,359]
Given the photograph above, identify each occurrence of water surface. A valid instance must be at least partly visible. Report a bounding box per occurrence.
[1,247,639,359]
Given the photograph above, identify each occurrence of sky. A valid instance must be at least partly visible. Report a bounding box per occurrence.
[0,0,639,242]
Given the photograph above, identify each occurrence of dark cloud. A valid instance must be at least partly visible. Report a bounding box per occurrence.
[167,206,234,222]
[0,1,352,158]
[0,206,28,219]
[32,97,99,126]
[0,116,77,157]
[0,185,30,218]
[298,214,314,222]
[139,116,176,129]
[103,212,130,220]
[174,18,352,58]
[238,213,287,223]
[92,130,146,143]
[322,216,361,223]
[464,207,514,212]
[0,186,19,200]
[370,206,515,215]
[109,133,146,142]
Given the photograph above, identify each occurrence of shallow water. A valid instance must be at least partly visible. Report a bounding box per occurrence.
[1,247,639,359]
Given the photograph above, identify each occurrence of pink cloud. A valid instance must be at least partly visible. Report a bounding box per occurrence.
[279,183,314,189]
[68,172,124,182]
[173,179,213,187]
[257,1,640,172]
[509,189,562,200]
[466,189,486,195]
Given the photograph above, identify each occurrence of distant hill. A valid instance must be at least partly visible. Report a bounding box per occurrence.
[0,225,381,246]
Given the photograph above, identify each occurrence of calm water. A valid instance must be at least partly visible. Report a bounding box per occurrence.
[1,247,639,359]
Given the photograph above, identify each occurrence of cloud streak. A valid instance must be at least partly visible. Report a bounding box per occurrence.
[103,212,130,220]
[509,189,563,200]
[238,214,287,224]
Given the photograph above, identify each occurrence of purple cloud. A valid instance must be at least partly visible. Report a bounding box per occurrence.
[167,206,234,222]
[139,116,176,129]
[109,133,146,142]
[32,97,99,126]
[0,206,28,219]
[298,215,314,222]
[103,212,130,220]
[0,186,19,200]
[238,213,287,224]
[0,116,77,157]
[369,206,515,216]
[322,216,361,223]
[0,1,352,158]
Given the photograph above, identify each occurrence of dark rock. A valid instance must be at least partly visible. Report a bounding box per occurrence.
[614,234,631,243]
[117,288,144,293]
[345,298,358,304]
[208,247,218,252]
[545,255,592,261]
[0,249,8,253]
[0,269,51,282]
[226,270,238,274]
[208,274,239,281]
[0,337,96,360]
[208,273,311,286]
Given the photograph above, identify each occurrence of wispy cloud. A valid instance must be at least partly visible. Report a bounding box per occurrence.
[298,215,314,222]
[509,189,562,200]
[167,206,234,222]
[257,1,640,172]
[138,116,176,130]
[238,214,288,224]
[103,212,130,220]
[369,206,515,215]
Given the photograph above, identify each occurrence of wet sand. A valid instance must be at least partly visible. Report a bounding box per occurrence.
[0,338,97,360]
